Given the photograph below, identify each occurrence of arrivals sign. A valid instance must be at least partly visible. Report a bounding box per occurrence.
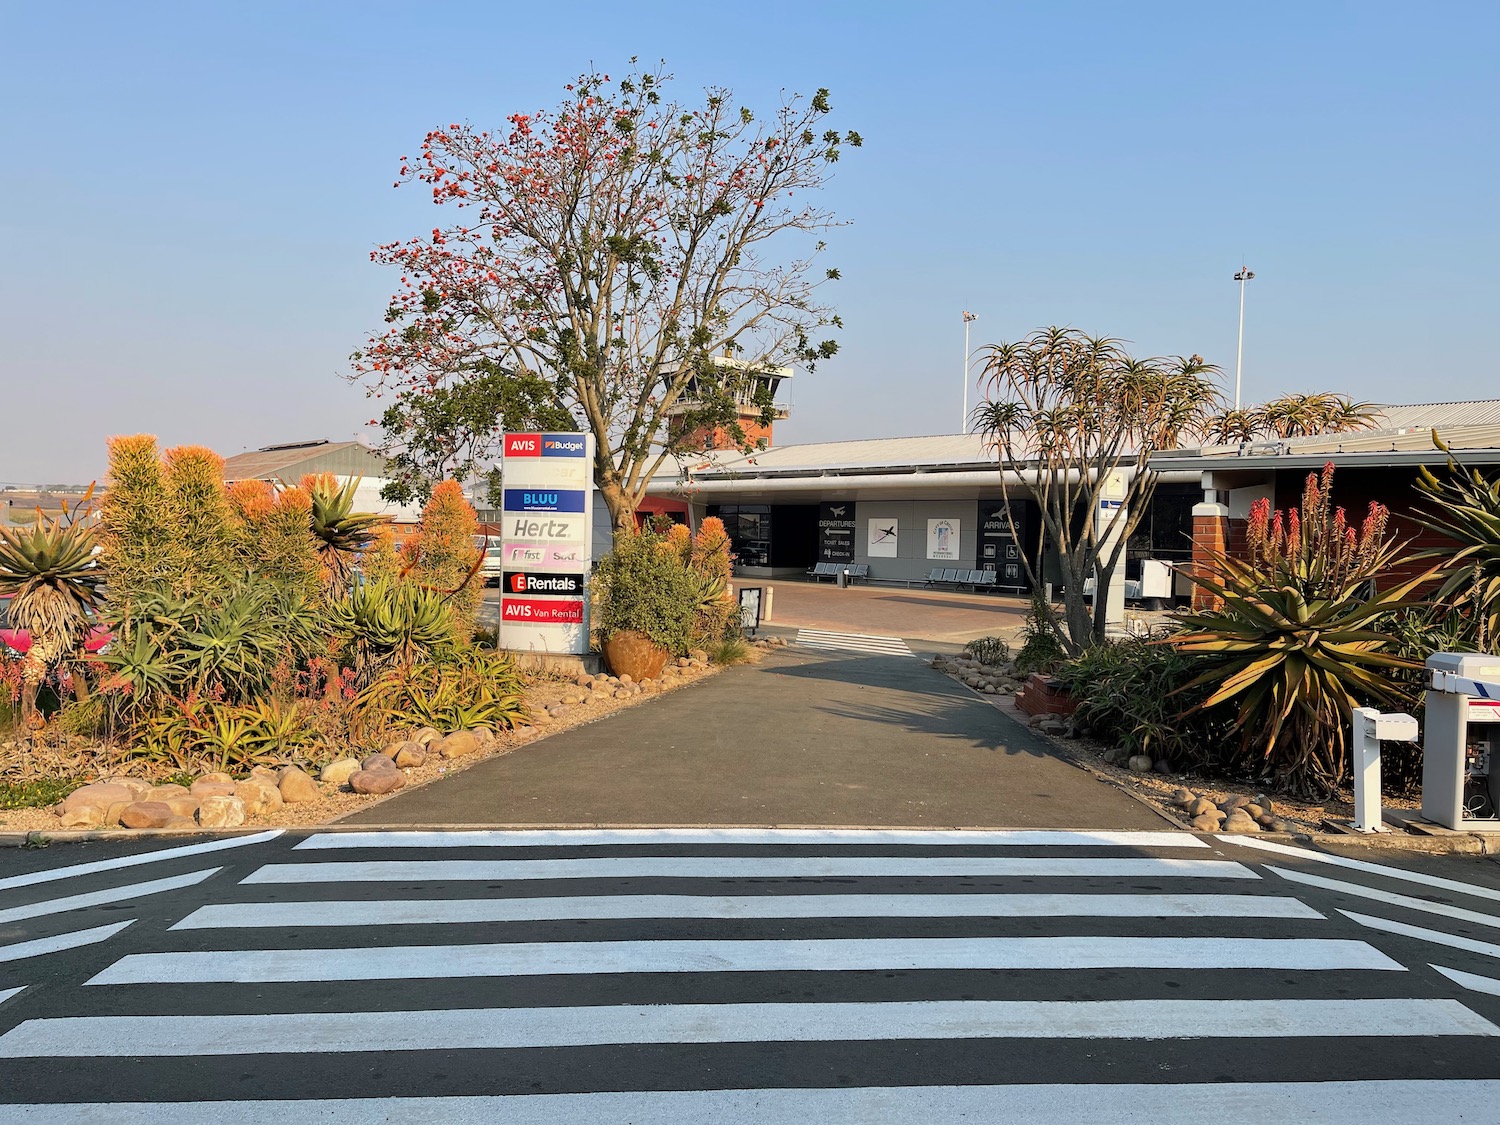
[817,501,856,563]
[978,501,1028,589]
[499,432,594,654]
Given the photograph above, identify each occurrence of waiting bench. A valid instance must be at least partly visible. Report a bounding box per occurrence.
[925,568,999,592]
[806,562,870,584]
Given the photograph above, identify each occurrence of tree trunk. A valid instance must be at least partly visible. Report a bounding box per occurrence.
[595,475,639,548]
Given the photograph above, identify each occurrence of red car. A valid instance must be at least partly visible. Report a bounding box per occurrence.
[0,596,112,657]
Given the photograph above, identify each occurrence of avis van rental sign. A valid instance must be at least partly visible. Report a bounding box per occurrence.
[499,433,594,654]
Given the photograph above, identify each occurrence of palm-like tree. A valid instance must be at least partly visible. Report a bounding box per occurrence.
[300,475,388,594]
[0,503,100,712]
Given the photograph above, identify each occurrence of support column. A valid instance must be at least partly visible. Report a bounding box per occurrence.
[1095,471,1127,629]
[1190,501,1230,611]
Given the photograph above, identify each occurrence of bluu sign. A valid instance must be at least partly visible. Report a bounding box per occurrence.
[502,489,586,514]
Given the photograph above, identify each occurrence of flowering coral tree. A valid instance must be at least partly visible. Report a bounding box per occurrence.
[351,60,860,541]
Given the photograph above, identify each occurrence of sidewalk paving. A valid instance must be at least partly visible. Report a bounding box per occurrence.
[732,580,1030,646]
[342,646,1166,830]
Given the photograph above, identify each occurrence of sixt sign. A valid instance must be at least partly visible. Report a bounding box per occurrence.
[505,571,584,596]
[503,489,586,514]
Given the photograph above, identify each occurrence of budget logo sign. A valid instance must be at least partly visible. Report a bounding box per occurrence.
[502,489,586,514]
[541,436,587,457]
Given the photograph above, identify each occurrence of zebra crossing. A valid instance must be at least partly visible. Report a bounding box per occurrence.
[794,627,915,656]
[2,828,1500,1122]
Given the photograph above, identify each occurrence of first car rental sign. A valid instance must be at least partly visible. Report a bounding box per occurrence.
[498,433,594,653]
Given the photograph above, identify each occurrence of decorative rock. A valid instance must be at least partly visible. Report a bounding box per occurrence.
[199,772,234,784]
[1243,803,1266,820]
[1152,759,1174,775]
[383,739,422,761]
[197,795,247,828]
[1191,813,1222,832]
[1187,797,1218,817]
[474,728,496,747]
[235,780,283,816]
[688,649,708,664]
[530,711,553,725]
[120,801,175,829]
[61,782,138,814]
[1267,818,1291,832]
[548,705,571,719]
[146,784,190,802]
[278,766,321,804]
[351,768,406,795]
[676,657,690,667]
[164,815,198,830]
[410,727,441,746]
[574,674,594,688]
[1221,809,1260,834]
[1255,813,1276,827]
[320,758,362,786]
[164,796,201,819]
[1171,788,1196,806]
[1128,754,1155,773]
[394,744,427,769]
[437,731,481,759]
[618,674,633,685]
[663,666,680,677]
[1253,792,1274,813]
[189,779,237,800]
[104,800,133,826]
[563,693,585,705]
[58,804,104,829]
[1102,748,1127,765]
[1221,795,1252,812]
[249,766,281,785]
[104,777,152,798]
[361,752,399,771]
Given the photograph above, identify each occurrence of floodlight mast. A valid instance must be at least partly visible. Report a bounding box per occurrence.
[962,311,978,432]
[1233,267,1255,410]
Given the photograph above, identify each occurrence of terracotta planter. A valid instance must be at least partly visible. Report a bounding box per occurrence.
[601,630,671,681]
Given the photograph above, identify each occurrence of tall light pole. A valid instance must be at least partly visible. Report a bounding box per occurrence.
[1233,266,1254,410]
[962,310,978,432]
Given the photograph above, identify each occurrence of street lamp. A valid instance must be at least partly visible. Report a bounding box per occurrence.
[962,310,978,432]
[1233,267,1255,411]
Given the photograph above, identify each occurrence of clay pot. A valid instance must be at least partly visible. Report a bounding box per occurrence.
[601,630,671,681]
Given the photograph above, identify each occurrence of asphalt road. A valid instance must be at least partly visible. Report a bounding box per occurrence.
[345,641,1163,829]
[5,828,1500,1121]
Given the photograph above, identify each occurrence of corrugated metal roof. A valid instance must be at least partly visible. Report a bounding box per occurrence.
[679,432,1031,477]
[1374,401,1500,428]
[222,441,386,482]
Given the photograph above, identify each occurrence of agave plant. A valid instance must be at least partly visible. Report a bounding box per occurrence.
[1413,434,1500,649]
[1173,465,1433,795]
[302,474,388,595]
[0,503,100,701]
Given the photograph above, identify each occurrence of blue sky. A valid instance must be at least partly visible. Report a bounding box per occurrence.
[2,1,1496,483]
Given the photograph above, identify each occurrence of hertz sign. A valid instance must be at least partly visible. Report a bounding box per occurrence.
[499,433,595,654]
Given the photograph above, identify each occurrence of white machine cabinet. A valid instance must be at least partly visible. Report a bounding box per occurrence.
[1422,652,1500,829]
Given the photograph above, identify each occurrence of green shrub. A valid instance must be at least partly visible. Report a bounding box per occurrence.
[707,633,753,666]
[963,636,1011,665]
[1055,638,1231,769]
[0,777,80,810]
[1013,594,1066,675]
[332,579,457,683]
[357,648,527,732]
[590,529,696,655]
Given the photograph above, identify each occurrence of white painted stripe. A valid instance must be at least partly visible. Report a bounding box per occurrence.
[1218,834,1500,905]
[798,629,913,643]
[1341,910,1500,958]
[0,868,219,925]
[0,987,22,1007]
[0,831,282,892]
[1269,865,1500,932]
[174,891,1321,930]
[798,641,914,657]
[0,921,133,964]
[6,1081,1500,1125]
[294,828,1210,850]
[87,935,1401,985]
[241,856,1255,884]
[1433,964,1500,998]
[5,997,1488,1058]
[797,637,911,651]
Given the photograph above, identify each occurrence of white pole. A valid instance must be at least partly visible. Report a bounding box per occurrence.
[1232,267,1253,412]
[962,311,977,433]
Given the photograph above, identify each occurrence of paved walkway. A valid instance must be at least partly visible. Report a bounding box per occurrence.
[343,646,1163,829]
[732,580,1029,646]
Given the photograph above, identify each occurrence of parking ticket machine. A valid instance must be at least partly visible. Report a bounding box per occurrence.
[1422,653,1500,829]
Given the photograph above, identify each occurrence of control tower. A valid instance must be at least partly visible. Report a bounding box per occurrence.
[662,354,793,452]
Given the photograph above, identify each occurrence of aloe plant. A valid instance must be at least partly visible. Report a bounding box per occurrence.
[302,474,387,594]
[0,497,99,694]
[1174,464,1432,795]
[1414,434,1500,649]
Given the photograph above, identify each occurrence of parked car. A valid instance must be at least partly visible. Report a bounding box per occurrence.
[0,596,112,657]
[480,544,505,586]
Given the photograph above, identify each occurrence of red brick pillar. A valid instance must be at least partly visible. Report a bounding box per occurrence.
[1190,502,1229,611]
